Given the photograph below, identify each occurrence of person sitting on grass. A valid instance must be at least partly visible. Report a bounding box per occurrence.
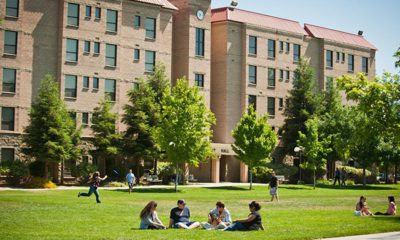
[224,201,265,231]
[169,199,200,229]
[202,201,232,230]
[354,196,373,216]
[139,201,166,230]
[78,171,107,203]
[375,196,397,215]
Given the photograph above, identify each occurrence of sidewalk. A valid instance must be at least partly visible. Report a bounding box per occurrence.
[0,182,267,191]
[322,231,400,240]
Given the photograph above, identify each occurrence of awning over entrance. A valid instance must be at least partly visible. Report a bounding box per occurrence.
[212,143,235,156]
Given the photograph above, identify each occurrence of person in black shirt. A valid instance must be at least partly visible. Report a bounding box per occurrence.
[333,168,341,186]
[269,171,279,202]
[78,171,107,203]
[169,199,200,229]
[224,201,264,231]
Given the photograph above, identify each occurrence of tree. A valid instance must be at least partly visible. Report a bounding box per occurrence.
[232,106,277,190]
[91,100,121,174]
[282,58,322,155]
[154,78,215,192]
[23,74,81,181]
[394,47,400,69]
[297,117,331,189]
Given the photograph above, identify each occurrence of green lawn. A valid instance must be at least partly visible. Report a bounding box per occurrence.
[0,184,399,240]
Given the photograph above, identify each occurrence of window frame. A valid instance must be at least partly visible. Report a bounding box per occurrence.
[105,44,117,67]
[93,77,99,90]
[195,73,205,88]
[1,107,15,131]
[94,42,100,55]
[4,30,18,55]
[65,75,77,98]
[326,50,333,68]
[267,97,276,118]
[67,3,80,27]
[106,9,118,32]
[249,36,257,55]
[82,112,89,127]
[85,5,91,18]
[362,57,369,74]
[285,70,290,82]
[279,41,284,52]
[293,44,301,62]
[134,15,141,28]
[134,49,140,61]
[6,0,19,18]
[268,68,276,88]
[348,54,354,72]
[84,40,91,53]
[248,65,257,85]
[279,98,284,110]
[248,95,257,110]
[195,28,205,57]
[336,52,340,62]
[285,42,290,53]
[145,50,156,72]
[105,79,116,102]
[95,7,101,19]
[66,38,78,62]
[83,76,90,89]
[2,68,16,93]
[145,17,156,40]
[268,39,276,59]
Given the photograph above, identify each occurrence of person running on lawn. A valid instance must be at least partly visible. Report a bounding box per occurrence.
[78,171,107,203]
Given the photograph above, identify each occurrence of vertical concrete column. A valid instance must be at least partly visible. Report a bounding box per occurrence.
[211,157,220,183]
[240,162,248,183]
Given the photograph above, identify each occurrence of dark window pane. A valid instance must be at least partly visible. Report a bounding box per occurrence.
[105,44,117,66]
[65,75,77,98]
[84,41,90,53]
[134,15,141,27]
[145,51,156,72]
[362,57,369,74]
[248,65,257,84]
[3,68,16,93]
[134,49,140,61]
[1,107,15,131]
[85,6,91,18]
[268,97,275,117]
[326,50,333,68]
[106,9,118,32]
[336,52,340,62]
[293,44,301,62]
[348,54,354,71]
[94,42,100,54]
[248,95,257,110]
[195,28,205,56]
[341,52,345,62]
[325,77,333,91]
[93,77,99,89]
[6,0,19,17]
[4,30,18,55]
[268,39,275,58]
[145,18,156,39]
[268,68,275,87]
[286,70,290,81]
[195,74,204,88]
[67,3,79,26]
[249,36,257,55]
[82,112,89,126]
[66,38,78,62]
[285,42,290,53]
[83,76,89,88]
[279,41,284,51]
[95,7,101,19]
[105,79,116,101]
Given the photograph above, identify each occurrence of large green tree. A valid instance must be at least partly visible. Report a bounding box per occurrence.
[91,100,121,174]
[232,106,277,190]
[23,74,81,181]
[282,58,322,155]
[394,47,400,69]
[297,117,331,189]
[154,78,215,192]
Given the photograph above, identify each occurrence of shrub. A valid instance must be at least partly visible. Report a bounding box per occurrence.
[339,166,374,184]
[0,166,10,176]
[28,161,45,177]
[316,179,332,185]
[70,162,98,185]
[345,180,355,186]
[1,160,30,185]
[157,161,181,184]
[253,163,297,183]
[26,177,57,189]
[105,181,127,187]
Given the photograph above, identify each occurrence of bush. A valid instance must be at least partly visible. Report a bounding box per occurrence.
[252,166,273,183]
[25,177,57,189]
[339,166,375,184]
[71,162,98,185]
[345,180,355,186]
[28,161,45,177]
[1,160,30,185]
[157,162,181,184]
[252,163,297,183]
[0,166,10,176]
[316,179,332,185]
[105,181,127,187]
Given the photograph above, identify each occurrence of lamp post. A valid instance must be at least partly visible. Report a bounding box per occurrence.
[294,146,303,184]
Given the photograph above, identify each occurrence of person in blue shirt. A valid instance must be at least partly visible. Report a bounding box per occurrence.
[126,169,136,194]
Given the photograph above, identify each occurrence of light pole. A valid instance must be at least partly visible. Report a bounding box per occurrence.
[294,146,303,184]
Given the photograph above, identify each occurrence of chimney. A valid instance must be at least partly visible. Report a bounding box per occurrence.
[358,30,363,36]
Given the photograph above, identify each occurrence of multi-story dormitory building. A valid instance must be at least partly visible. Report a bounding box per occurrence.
[0,1,376,183]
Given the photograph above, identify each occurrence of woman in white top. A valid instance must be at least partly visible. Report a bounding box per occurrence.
[139,201,166,230]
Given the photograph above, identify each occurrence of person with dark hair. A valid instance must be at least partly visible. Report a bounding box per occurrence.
[333,168,341,186]
[126,169,136,194]
[139,201,166,229]
[169,199,200,229]
[354,196,373,216]
[202,201,232,230]
[375,196,397,215]
[269,171,279,202]
[78,171,107,203]
[224,201,265,231]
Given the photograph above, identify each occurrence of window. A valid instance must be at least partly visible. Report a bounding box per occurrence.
[279,41,284,52]
[82,112,89,127]
[3,68,16,93]
[106,9,118,32]
[341,52,345,62]
[293,44,301,62]
[145,17,156,39]
[285,70,290,81]
[195,28,205,57]
[285,42,290,53]
[105,44,117,67]
[134,15,141,28]
[1,148,15,162]
[6,0,19,17]
[268,39,275,59]
[248,65,257,85]
[93,77,99,89]
[94,42,100,54]
[268,68,276,88]
[279,70,284,80]
[248,95,257,110]
[67,3,79,27]
[84,41,90,53]
[83,76,89,89]
[336,52,340,62]
[348,54,354,72]
[279,98,284,110]
[249,36,257,55]
[1,107,15,131]
[195,74,204,88]
[85,5,91,18]
[293,71,299,81]
[65,75,77,98]
[133,82,139,90]
[69,112,77,126]
[362,57,369,74]
[325,76,334,91]
[66,38,78,62]
[95,7,101,19]
[326,50,333,68]
[145,50,156,72]
[134,49,140,61]
[267,97,275,117]
[105,79,116,101]
[4,30,18,55]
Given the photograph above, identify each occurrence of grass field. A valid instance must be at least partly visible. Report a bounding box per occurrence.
[0,184,399,240]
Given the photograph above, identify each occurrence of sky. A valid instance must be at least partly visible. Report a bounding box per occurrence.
[211,0,400,75]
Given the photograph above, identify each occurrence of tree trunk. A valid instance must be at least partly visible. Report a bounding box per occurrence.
[385,162,389,184]
[249,169,253,190]
[153,159,158,175]
[175,163,179,192]
[313,169,316,190]
[395,162,398,184]
[135,158,140,184]
[362,166,366,188]
[61,160,64,185]
[44,161,49,180]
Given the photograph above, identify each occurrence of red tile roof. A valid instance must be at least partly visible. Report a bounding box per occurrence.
[132,0,178,10]
[211,7,307,36]
[304,24,377,50]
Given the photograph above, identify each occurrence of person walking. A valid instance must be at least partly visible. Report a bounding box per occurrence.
[333,168,341,186]
[269,171,279,202]
[126,169,136,194]
[78,171,107,203]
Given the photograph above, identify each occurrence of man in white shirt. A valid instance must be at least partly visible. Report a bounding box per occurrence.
[126,169,136,194]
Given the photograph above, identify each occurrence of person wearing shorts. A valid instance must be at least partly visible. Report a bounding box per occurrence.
[269,171,279,202]
[126,169,135,194]
[169,199,200,229]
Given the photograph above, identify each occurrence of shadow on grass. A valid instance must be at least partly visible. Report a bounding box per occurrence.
[204,186,249,191]
[280,186,313,190]
[373,216,400,223]
[315,184,398,190]
[111,188,182,194]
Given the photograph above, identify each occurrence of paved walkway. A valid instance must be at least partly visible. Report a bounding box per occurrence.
[322,232,400,240]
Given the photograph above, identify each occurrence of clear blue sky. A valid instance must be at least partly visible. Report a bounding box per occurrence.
[211,0,400,75]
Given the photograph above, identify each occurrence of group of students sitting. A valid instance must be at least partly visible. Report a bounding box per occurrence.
[139,199,264,231]
[355,196,397,216]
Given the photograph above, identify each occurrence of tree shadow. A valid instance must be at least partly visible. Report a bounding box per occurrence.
[280,186,313,190]
[373,216,400,223]
[315,184,398,190]
[110,188,181,194]
[204,186,249,191]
